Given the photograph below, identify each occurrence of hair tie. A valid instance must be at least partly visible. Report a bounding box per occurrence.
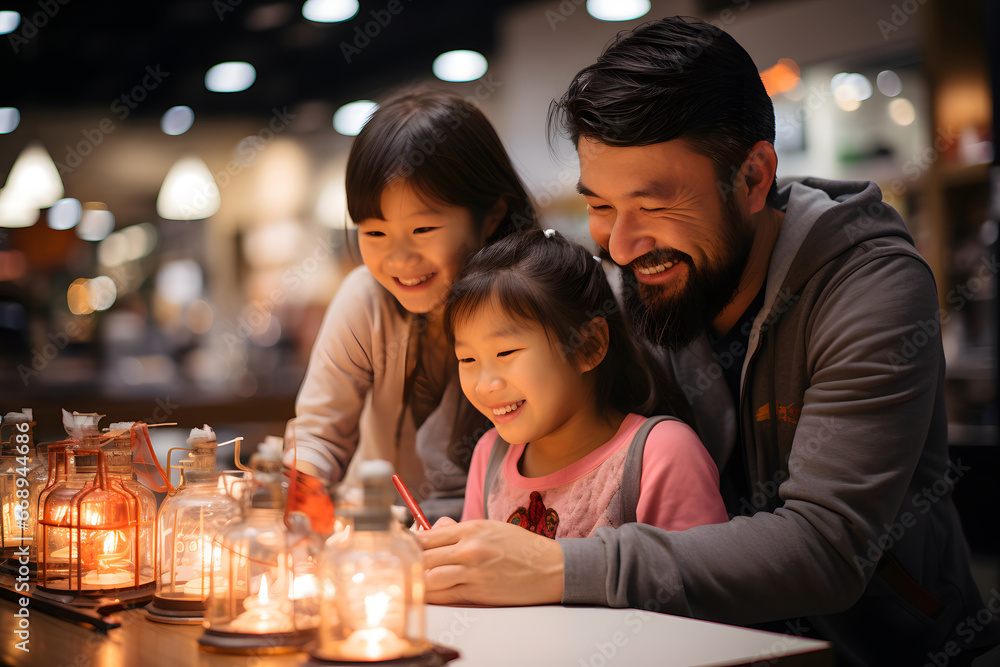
[543,228,556,238]
[593,255,602,263]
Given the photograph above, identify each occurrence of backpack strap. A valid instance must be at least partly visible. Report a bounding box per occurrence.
[482,432,510,520]
[619,416,681,525]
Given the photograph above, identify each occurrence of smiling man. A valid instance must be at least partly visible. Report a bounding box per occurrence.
[418,16,1000,666]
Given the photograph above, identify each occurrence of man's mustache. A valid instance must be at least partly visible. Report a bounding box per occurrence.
[628,248,693,272]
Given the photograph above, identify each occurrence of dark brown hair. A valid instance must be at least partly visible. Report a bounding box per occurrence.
[444,229,695,426]
[550,16,778,205]
[346,88,538,240]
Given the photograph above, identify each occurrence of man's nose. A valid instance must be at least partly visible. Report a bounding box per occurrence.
[594,210,656,266]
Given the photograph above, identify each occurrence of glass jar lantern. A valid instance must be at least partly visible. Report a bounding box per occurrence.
[309,460,430,663]
[1,410,43,570]
[146,426,242,623]
[199,446,320,653]
[35,416,157,603]
[36,444,156,601]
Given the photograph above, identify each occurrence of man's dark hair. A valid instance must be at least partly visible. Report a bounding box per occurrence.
[550,16,778,204]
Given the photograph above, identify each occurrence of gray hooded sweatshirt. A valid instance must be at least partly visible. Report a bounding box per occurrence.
[559,178,999,665]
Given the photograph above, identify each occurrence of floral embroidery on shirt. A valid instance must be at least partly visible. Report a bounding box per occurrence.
[507,490,559,538]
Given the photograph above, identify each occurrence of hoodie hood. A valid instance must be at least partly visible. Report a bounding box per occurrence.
[767,178,914,310]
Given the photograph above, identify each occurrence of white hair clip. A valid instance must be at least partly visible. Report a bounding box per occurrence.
[593,255,602,263]
[543,228,556,238]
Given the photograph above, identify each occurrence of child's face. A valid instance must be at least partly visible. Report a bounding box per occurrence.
[454,304,593,448]
[358,179,486,315]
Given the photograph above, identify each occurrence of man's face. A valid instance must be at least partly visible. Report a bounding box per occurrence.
[578,137,755,349]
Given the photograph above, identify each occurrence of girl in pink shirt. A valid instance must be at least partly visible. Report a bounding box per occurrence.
[443,229,728,537]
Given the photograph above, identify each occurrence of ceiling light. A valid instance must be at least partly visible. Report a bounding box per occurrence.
[432,50,488,82]
[48,198,83,230]
[877,70,903,97]
[205,62,256,93]
[830,72,873,102]
[3,142,64,209]
[76,205,116,242]
[333,101,377,136]
[0,11,19,35]
[156,156,221,220]
[888,98,916,126]
[161,106,195,135]
[0,188,38,229]
[586,0,650,21]
[302,0,358,23]
[0,107,19,134]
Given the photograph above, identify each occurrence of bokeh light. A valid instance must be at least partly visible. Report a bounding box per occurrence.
[205,62,256,93]
[333,101,377,136]
[432,50,488,82]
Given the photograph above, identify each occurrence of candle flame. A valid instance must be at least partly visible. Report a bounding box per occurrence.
[257,575,269,605]
[364,592,391,628]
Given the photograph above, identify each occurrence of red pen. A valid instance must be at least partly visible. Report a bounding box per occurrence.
[391,474,432,530]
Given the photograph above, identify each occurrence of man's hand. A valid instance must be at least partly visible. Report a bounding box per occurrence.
[416,520,564,606]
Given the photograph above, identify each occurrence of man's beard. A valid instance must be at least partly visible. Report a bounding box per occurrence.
[621,194,756,351]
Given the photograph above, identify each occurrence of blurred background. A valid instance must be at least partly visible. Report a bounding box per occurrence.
[0,0,996,589]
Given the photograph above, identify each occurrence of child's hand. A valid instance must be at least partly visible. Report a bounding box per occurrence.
[285,469,335,535]
[431,516,458,529]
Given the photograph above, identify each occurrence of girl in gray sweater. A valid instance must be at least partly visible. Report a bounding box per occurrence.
[286,89,539,532]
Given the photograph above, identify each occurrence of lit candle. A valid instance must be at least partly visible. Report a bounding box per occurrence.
[290,573,318,600]
[228,575,294,634]
[336,592,409,660]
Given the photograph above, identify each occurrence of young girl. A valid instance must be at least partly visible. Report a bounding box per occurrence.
[445,229,727,537]
[286,89,539,531]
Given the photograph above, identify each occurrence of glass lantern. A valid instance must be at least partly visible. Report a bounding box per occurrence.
[309,460,431,663]
[35,415,157,604]
[1,410,43,572]
[199,445,320,653]
[146,425,242,624]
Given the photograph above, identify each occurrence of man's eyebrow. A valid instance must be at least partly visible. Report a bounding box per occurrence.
[576,181,677,200]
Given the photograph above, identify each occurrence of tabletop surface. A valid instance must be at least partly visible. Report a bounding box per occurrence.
[1,596,833,667]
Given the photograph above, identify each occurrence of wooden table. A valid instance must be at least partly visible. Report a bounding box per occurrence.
[1,596,832,666]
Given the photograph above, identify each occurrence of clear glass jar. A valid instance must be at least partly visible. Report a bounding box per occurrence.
[147,427,242,623]
[1,413,42,564]
[199,447,319,653]
[310,460,430,662]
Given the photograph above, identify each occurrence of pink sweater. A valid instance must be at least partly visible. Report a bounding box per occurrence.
[461,413,729,537]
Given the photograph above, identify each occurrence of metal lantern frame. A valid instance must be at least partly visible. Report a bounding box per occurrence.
[35,443,156,603]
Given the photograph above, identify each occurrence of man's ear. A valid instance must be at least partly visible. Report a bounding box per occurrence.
[737,140,778,215]
[576,317,610,373]
[481,197,508,242]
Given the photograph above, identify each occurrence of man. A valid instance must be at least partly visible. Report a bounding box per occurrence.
[418,17,999,666]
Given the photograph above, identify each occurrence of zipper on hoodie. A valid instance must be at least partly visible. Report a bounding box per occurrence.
[738,330,760,513]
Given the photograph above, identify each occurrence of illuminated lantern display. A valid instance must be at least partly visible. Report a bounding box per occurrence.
[199,445,320,653]
[35,414,157,604]
[146,426,242,623]
[309,460,430,663]
[0,410,44,571]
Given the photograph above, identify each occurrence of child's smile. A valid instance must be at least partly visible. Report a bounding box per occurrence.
[490,400,524,424]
